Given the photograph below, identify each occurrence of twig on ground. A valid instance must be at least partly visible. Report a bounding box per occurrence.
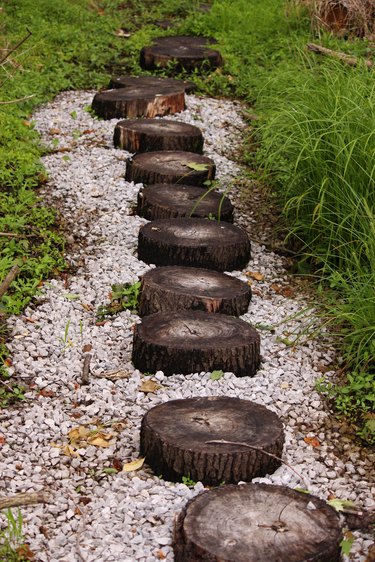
[307,43,373,68]
[82,353,92,385]
[0,264,20,299]
[0,28,32,65]
[205,439,308,487]
[0,378,15,394]
[0,491,52,511]
[0,94,36,105]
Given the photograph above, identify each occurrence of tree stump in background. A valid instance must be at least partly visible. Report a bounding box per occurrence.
[138,266,251,316]
[132,310,260,376]
[125,151,215,186]
[91,85,185,119]
[140,396,284,485]
[114,119,203,153]
[137,184,233,221]
[174,483,342,562]
[137,218,250,271]
[140,36,223,72]
[109,74,196,94]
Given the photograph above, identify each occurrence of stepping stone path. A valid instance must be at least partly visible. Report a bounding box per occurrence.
[138,266,251,316]
[140,397,284,485]
[174,483,342,561]
[132,310,261,376]
[114,119,204,153]
[125,150,216,185]
[140,36,223,72]
[92,37,348,560]
[137,183,234,221]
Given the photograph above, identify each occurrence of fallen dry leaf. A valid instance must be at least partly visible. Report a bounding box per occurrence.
[304,435,320,448]
[270,283,295,298]
[49,128,61,135]
[94,369,131,380]
[123,457,145,472]
[62,444,80,457]
[16,544,35,561]
[82,343,93,353]
[155,550,166,560]
[39,389,56,398]
[87,432,114,448]
[81,303,94,312]
[139,380,161,393]
[246,271,265,282]
[74,506,83,516]
[0,436,6,446]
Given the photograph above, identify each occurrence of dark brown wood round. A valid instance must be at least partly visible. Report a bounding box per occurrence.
[132,310,260,376]
[137,218,251,271]
[174,483,342,562]
[109,75,196,94]
[139,266,251,316]
[125,151,215,186]
[140,397,284,485]
[91,85,185,119]
[140,36,223,72]
[114,119,203,153]
[137,184,233,221]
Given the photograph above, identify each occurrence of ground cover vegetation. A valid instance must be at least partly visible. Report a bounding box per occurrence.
[0,0,373,454]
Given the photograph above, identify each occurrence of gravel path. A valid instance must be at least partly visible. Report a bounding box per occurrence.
[1,91,374,562]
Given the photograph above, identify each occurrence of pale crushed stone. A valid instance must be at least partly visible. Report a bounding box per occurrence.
[0,91,373,562]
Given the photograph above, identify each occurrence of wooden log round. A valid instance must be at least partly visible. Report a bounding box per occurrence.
[125,151,215,186]
[140,397,284,485]
[174,483,342,562]
[140,36,223,72]
[91,85,185,120]
[114,119,204,153]
[137,184,233,222]
[138,266,251,316]
[137,218,251,271]
[108,75,196,94]
[132,310,260,376]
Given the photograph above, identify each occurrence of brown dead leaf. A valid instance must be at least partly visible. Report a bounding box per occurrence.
[71,411,83,419]
[49,128,61,135]
[0,436,6,446]
[270,283,295,298]
[74,506,83,516]
[139,380,161,393]
[16,544,35,561]
[304,436,320,448]
[246,271,265,282]
[69,425,90,443]
[81,303,94,312]
[112,457,123,471]
[82,343,92,353]
[3,357,12,367]
[82,129,95,134]
[123,457,145,472]
[39,389,56,398]
[155,550,166,560]
[62,444,80,457]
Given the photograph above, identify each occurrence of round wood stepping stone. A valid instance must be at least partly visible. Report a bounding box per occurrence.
[132,310,260,376]
[137,184,233,222]
[108,75,196,94]
[137,218,250,271]
[174,483,342,562]
[125,151,215,186]
[140,397,284,485]
[140,36,223,72]
[139,266,251,316]
[91,85,185,120]
[114,119,204,153]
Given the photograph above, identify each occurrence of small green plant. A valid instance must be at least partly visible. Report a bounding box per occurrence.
[182,475,197,486]
[0,509,27,561]
[210,369,224,381]
[97,281,141,318]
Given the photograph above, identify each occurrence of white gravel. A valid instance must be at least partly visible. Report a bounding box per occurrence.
[1,90,373,562]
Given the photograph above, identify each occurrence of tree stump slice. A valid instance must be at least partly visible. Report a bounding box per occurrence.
[140,397,284,485]
[114,119,204,153]
[137,218,251,271]
[91,85,185,119]
[140,36,223,72]
[137,184,233,222]
[109,75,196,94]
[125,151,215,186]
[132,310,260,376]
[174,483,342,562]
[139,266,251,316]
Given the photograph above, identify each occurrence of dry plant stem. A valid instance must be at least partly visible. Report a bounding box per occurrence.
[81,354,92,385]
[0,491,52,510]
[205,439,308,487]
[0,264,20,299]
[307,43,373,68]
[0,378,14,394]
[0,93,36,105]
[0,28,32,65]
[0,232,33,239]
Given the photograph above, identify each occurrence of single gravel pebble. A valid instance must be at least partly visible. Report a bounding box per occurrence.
[1,90,373,561]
